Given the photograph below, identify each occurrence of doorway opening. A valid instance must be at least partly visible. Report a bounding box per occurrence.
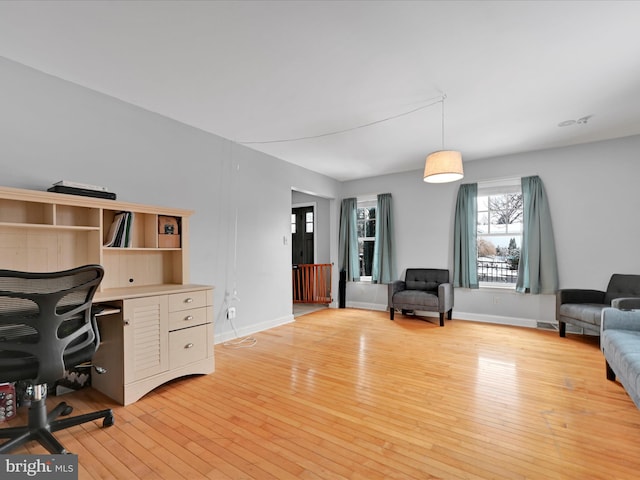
[291,196,331,317]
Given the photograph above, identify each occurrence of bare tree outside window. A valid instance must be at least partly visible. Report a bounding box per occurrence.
[489,193,523,225]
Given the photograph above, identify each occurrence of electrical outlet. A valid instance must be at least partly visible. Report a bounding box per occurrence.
[227,307,236,319]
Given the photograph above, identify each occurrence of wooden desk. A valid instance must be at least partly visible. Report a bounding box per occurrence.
[93,285,214,405]
[0,186,215,405]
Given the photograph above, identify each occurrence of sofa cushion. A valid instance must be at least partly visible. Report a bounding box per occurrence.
[619,352,640,408]
[392,290,439,309]
[602,329,640,407]
[558,303,605,326]
[602,330,640,365]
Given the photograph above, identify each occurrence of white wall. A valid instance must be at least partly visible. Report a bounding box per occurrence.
[341,135,640,327]
[3,55,640,335]
[0,57,342,342]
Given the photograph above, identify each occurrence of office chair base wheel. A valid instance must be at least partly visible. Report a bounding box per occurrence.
[103,413,115,428]
[60,404,73,416]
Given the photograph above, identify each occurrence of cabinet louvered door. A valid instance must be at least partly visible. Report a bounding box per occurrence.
[123,295,169,383]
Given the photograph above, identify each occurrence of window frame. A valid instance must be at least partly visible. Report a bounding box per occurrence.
[356,197,377,283]
[305,211,314,233]
[477,179,523,289]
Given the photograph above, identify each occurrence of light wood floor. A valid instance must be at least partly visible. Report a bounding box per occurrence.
[5,309,640,479]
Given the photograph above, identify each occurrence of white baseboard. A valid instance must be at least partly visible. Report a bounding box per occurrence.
[346,301,388,311]
[346,303,539,329]
[454,311,538,329]
[214,307,540,344]
[214,314,295,344]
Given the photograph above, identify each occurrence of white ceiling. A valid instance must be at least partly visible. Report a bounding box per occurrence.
[1,1,640,181]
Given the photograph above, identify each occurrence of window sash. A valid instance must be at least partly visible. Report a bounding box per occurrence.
[477,181,522,288]
[357,201,377,281]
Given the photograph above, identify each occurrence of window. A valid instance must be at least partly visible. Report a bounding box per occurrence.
[477,181,523,287]
[357,199,376,281]
[305,211,313,233]
[291,214,296,234]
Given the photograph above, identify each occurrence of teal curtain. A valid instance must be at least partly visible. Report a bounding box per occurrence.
[453,183,478,289]
[372,193,395,284]
[339,197,360,282]
[516,176,558,294]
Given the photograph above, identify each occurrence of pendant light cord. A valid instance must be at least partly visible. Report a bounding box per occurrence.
[239,95,446,145]
[441,94,447,150]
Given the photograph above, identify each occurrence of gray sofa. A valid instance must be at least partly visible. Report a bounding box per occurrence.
[388,268,453,326]
[601,307,640,409]
[556,274,640,337]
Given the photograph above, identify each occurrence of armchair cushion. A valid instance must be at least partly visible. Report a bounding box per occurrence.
[558,303,605,326]
[406,280,439,292]
[392,290,439,309]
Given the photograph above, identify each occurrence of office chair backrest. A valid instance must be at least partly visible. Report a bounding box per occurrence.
[0,265,104,385]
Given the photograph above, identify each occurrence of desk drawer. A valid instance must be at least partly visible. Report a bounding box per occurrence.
[169,306,207,331]
[169,290,207,312]
[169,324,208,370]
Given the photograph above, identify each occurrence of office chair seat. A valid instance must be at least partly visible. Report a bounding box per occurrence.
[0,265,114,454]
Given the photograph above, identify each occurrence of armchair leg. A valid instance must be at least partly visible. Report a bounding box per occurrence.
[439,312,444,327]
[390,308,394,320]
[559,321,566,337]
[447,309,452,320]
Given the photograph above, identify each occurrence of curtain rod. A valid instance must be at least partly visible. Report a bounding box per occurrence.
[476,174,538,184]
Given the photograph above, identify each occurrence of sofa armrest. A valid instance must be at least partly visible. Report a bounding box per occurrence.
[611,297,640,310]
[557,289,606,305]
[388,281,406,308]
[601,307,640,332]
[438,282,454,313]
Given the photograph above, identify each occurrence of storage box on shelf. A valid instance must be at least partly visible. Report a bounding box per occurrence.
[0,186,214,405]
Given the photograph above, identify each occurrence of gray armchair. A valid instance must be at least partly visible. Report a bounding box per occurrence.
[556,273,640,337]
[388,268,453,326]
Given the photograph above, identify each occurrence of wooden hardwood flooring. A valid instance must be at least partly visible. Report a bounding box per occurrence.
[5,308,640,479]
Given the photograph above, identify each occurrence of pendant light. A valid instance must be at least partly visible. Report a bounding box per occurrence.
[423,95,463,183]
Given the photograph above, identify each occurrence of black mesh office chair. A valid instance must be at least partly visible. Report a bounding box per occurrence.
[0,265,114,454]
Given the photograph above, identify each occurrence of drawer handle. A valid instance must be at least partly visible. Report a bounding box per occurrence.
[184,298,193,304]
[185,315,194,321]
[185,343,194,349]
